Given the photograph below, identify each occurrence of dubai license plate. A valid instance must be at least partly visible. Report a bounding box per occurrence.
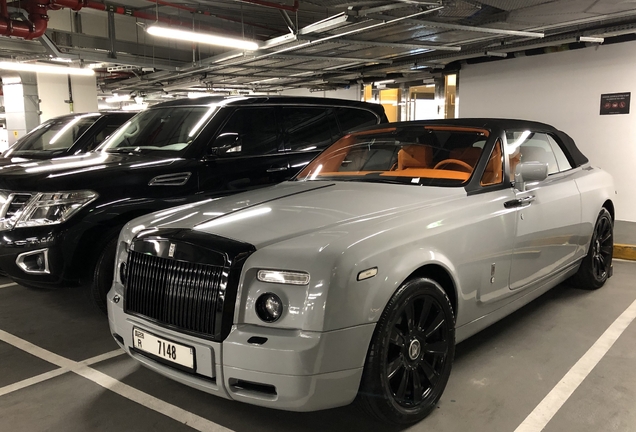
[132,327,195,370]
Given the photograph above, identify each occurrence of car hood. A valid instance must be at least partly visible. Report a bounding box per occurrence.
[132,181,466,248]
[0,152,190,191]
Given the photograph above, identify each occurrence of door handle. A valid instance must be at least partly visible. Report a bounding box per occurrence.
[266,166,288,173]
[504,195,535,209]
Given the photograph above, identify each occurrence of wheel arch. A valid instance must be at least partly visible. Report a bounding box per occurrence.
[70,209,158,281]
[404,264,458,320]
[602,199,615,221]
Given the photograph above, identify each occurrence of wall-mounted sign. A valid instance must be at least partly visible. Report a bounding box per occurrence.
[600,92,630,115]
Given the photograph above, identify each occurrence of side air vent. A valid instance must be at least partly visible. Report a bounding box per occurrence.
[148,172,191,186]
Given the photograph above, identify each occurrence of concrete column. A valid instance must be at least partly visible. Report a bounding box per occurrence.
[2,72,40,146]
[37,73,98,122]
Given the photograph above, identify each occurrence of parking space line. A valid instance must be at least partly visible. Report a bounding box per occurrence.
[82,349,125,365]
[514,297,636,432]
[0,329,234,432]
[0,368,70,397]
[0,282,17,289]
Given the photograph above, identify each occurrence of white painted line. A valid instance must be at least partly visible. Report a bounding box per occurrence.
[514,297,636,432]
[0,329,234,432]
[0,368,69,397]
[82,349,125,366]
[0,329,76,369]
[0,282,17,289]
[73,365,233,432]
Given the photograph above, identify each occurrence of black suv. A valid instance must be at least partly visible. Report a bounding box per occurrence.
[2,112,134,163]
[0,96,386,311]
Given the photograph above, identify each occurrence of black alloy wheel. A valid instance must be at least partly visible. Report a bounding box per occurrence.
[571,207,613,290]
[358,278,455,424]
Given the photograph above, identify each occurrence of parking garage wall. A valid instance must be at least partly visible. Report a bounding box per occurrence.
[459,41,636,222]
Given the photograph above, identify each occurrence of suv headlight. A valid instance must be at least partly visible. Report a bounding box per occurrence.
[2,190,97,230]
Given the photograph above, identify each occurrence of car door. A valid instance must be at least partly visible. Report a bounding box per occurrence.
[506,130,582,290]
[198,106,291,196]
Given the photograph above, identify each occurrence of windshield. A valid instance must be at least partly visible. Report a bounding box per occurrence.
[99,106,216,154]
[296,126,490,187]
[7,114,99,156]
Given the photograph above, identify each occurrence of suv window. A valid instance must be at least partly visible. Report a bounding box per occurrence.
[101,107,211,153]
[215,107,281,156]
[282,107,339,152]
[335,108,379,132]
[16,116,97,153]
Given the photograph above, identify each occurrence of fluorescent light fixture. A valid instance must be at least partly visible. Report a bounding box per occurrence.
[146,25,259,51]
[485,51,508,58]
[105,94,131,103]
[50,57,73,63]
[188,92,209,99]
[0,62,95,76]
[577,36,604,43]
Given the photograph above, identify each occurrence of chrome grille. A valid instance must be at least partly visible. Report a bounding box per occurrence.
[124,250,225,338]
[3,193,32,219]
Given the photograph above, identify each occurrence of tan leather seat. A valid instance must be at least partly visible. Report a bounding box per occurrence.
[449,147,481,167]
[397,145,433,170]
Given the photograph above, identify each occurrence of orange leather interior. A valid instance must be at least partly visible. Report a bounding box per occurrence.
[449,147,482,167]
[317,169,469,181]
[397,145,433,170]
[481,140,503,186]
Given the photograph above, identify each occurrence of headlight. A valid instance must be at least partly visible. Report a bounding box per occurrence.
[257,269,310,286]
[1,190,97,231]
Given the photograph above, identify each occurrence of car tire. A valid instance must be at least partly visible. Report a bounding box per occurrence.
[91,236,118,314]
[570,208,613,290]
[357,277,455,425]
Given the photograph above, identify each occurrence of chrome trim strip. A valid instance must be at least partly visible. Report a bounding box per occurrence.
[16,248,50,274]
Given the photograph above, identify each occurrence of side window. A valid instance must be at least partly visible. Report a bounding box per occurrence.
[506,131,560,180]
[547,135,572,172]
[214,108,280,156]
[335,108,379,133]
[480,139,504,186]
[281,107,339,152]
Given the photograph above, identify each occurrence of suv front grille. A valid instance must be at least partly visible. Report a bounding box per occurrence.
[3,193,33,219]
[124,250,225,337]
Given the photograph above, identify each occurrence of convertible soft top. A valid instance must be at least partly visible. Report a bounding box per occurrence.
[356,118,589,168]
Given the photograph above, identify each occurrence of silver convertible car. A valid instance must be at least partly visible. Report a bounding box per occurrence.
[107,119,615,425]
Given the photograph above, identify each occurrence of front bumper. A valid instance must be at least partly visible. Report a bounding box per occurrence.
[0,225,68,286]
[107,289,375,412]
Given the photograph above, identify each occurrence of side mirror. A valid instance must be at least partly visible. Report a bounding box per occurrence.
[208,132,241,157]
[514,161,548,192]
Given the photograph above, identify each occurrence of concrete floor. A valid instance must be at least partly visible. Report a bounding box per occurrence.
[1,261,635,432]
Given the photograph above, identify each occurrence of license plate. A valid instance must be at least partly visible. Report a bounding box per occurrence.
[132,327,195,370]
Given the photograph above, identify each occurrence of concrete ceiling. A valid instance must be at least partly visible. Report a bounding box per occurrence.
[4,0,636,97]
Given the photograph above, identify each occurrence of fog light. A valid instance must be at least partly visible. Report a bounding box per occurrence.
[119,262,127,285]
[255,293,283,323]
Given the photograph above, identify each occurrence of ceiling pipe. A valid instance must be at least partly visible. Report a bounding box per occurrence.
[231,0,298,13]
[144,0,282,34]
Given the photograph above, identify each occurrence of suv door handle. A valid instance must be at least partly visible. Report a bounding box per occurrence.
[504,195,535,208]
[266,166,288,173]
